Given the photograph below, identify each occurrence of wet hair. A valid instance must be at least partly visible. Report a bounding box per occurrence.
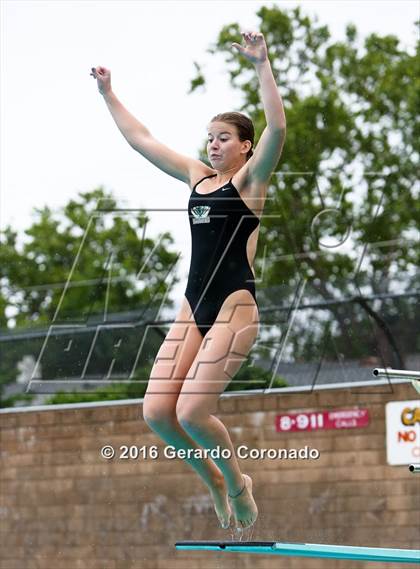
[209,112,254,160]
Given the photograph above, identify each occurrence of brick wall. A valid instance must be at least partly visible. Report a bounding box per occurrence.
[1,381,419,569]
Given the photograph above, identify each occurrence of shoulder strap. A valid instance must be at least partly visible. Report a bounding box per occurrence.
[193,174,217,191]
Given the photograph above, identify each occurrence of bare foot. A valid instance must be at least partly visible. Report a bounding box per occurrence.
[228,474,258,529]
[210,477,232,529]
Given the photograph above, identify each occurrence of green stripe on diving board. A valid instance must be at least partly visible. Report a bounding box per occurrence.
[175,541,420,564]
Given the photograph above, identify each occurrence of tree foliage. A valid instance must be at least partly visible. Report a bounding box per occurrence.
[0,188,179,327]
[190,5,419,363]
[0,188,180,403]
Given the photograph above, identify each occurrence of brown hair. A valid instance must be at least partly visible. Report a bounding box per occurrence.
[209,112,254,160]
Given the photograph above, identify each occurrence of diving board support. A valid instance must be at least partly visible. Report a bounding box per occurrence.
[175,541,420,564]
[373,368,420,381]
[373,368,420,394]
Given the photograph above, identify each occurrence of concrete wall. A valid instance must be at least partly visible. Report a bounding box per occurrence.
[1,381,419,569]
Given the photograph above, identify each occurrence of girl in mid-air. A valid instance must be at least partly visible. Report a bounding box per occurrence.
[91,30,286,531]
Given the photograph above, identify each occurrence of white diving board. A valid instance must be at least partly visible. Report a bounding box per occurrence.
[175,541,420,564]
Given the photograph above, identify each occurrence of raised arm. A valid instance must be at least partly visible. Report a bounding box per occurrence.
[90,66,201,185]
[231,32,286,185]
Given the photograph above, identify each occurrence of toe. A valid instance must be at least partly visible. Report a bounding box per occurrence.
[220,516,229,528]
[222,510,232,529]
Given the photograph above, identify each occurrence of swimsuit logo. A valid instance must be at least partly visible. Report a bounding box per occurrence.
[191,205,211,224]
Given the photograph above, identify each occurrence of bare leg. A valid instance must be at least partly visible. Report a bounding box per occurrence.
[178,411,258,529]
[144,412,232,529]
[178,413,244,496]
[143,303,231,528]
[144,410,223,487]
[176,291,260,529]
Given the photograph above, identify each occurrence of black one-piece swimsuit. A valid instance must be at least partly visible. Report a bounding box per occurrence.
[184,174,260,338]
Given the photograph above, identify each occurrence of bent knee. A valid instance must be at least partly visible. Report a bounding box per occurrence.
[142,399,177,426]
[176,405,205,428]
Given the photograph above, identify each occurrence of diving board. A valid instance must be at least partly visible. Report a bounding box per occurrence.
[175,541,420,564]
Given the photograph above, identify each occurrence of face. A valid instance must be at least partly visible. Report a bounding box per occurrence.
[207,121,250,166]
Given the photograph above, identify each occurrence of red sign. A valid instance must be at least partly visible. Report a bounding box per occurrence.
[276,408,370,432]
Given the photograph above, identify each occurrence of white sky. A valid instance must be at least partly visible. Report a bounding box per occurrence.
[1,0,418,309]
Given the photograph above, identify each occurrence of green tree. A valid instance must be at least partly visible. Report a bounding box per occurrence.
[189,5,419,365]
[0,187,180,403]
[1,187,179,327]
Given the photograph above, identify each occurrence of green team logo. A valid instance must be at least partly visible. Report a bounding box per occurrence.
[192,205,211,224]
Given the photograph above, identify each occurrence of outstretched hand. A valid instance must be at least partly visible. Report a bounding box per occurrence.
[231,31,268,65]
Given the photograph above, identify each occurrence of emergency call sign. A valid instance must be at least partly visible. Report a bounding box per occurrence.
[276,408,369,432]
[386,400,420,465]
